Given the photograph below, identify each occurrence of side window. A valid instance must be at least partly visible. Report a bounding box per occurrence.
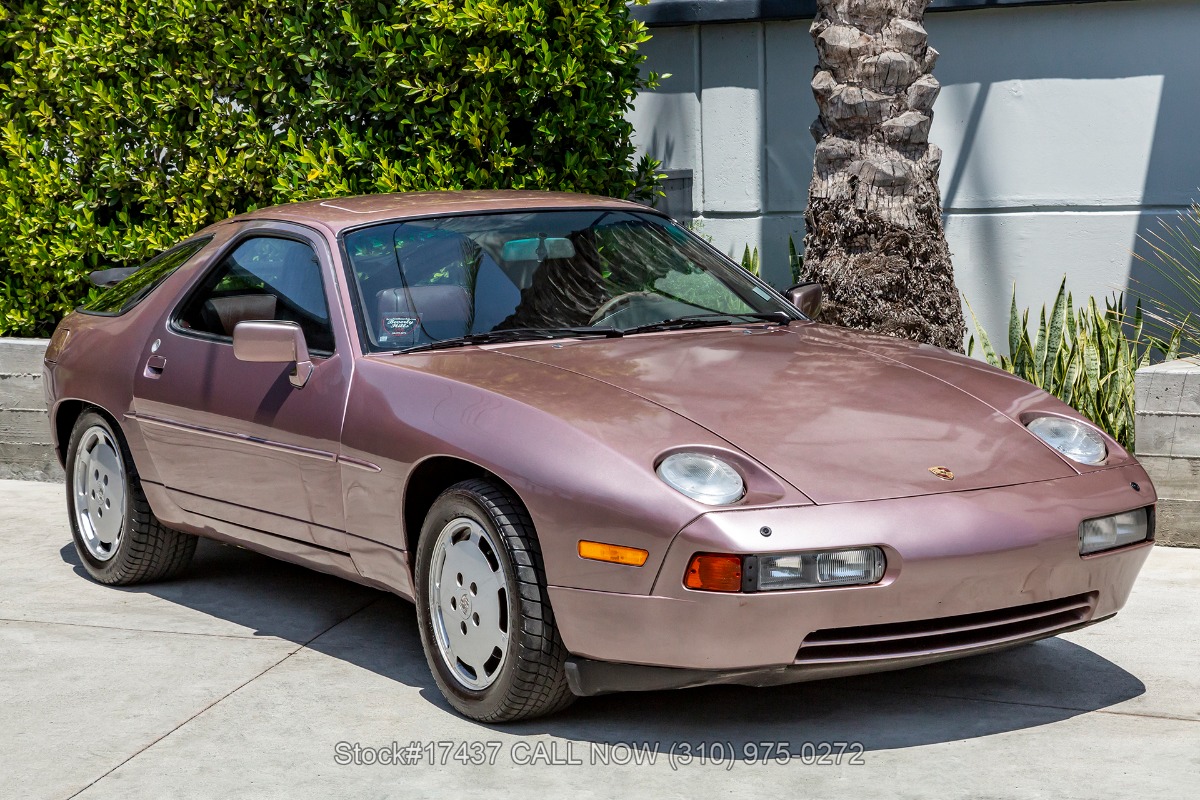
[176,236,335,354]
[81,237,211,315]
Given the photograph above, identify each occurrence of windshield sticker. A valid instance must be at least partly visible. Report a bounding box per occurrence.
[752,286,772,301]
[380,314,421,345]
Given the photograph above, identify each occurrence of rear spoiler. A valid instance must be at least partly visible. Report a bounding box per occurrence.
[88,267,138,287]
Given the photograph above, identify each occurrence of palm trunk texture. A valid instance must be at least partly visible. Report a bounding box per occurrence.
[803,0,966,351]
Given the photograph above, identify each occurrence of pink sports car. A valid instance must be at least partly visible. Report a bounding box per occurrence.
[43,191,1155,721]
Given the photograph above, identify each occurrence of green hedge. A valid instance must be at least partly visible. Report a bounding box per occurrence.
[0,0,659,336]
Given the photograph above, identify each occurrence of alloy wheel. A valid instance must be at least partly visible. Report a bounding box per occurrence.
[72,425,127,561]
[427,517,512,691]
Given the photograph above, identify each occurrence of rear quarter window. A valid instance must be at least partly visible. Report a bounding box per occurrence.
[80,237,212,315]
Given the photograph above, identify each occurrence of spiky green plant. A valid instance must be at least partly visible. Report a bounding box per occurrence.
[966,278,1181,449]
[1133,200,1200,349]
[741,245,761,276]
[739,237,803,285]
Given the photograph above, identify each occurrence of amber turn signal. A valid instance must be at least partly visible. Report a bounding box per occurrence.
[684,553,743,592]
[578,540,649,567]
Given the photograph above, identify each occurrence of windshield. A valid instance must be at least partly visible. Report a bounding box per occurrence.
[342,210,799,351]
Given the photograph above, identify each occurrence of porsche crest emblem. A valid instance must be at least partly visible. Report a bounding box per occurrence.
[928,466,955,481]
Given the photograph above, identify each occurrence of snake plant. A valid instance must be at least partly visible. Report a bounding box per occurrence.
[967,278,1181,450]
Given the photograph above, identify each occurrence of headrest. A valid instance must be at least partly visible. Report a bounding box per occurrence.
[203,295,278,336]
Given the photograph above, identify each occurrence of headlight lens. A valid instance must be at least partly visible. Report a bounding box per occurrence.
[757,547,886,590]
[656,452,745,505]
[1026,416,1108,465]
[1079,508,1151,555]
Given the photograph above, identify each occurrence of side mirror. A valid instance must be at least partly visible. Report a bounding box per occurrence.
[784,282,823,319]
[232,320,313,388]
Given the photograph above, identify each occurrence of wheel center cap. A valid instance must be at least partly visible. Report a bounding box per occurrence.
[460,593,472,617]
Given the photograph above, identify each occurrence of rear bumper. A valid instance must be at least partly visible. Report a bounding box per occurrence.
[549,465,1155,679]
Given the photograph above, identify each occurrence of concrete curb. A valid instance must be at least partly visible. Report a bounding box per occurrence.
[1135,357,1200,548]
[0,338,62,482]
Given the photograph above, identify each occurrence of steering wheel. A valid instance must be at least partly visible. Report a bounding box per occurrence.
[587,291,664,327]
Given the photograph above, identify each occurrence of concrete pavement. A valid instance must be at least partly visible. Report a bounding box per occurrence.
[1,478,1198,799]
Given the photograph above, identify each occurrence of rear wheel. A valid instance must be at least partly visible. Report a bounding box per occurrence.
[66,410,196,585]
[415,479,574,721]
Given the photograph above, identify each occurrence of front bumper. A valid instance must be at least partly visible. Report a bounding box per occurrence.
[549,465,1154,691]
[565,610,1112,696]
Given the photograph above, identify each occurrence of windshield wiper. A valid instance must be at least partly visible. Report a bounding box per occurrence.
[396,312,791,352]
[620,311,793,336]
[397,327,623,354]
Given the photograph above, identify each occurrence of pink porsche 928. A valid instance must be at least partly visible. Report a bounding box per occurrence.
[43,191,1155,721]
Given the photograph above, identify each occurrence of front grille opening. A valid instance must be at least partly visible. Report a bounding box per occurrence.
[796,592,1097,663]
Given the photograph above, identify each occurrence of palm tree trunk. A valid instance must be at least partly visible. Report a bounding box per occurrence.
[803,0,965,351]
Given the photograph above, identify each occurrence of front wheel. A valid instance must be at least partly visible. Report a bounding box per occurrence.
[66,410,197,585]
[414,479,574,722]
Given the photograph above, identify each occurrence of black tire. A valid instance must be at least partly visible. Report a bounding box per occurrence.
[65,410,197,585]
[414,479,575,722]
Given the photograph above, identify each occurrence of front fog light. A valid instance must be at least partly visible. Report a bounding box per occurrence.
[1079,508,1151,555]
[757,547,885,591]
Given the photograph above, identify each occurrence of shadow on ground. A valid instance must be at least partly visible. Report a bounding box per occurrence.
[61,537,1145,757]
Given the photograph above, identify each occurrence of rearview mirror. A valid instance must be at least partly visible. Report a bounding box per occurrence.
[501,237,576,261]
[232,320,313,388]
[784,282,823,319]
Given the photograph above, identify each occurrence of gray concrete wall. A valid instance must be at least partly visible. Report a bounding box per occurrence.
[628,0,1200,346]
[1136,358,1200,547]
[0,339,62,481]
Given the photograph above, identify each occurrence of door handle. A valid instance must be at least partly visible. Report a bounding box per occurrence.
[144,355,167,378]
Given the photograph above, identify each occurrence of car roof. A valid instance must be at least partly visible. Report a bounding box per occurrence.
[220,190,656,234]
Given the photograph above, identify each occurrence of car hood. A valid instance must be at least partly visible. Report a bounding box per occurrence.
[500,323,1078,504]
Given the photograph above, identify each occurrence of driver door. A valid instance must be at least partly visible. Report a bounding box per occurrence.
[131,222,351,552]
